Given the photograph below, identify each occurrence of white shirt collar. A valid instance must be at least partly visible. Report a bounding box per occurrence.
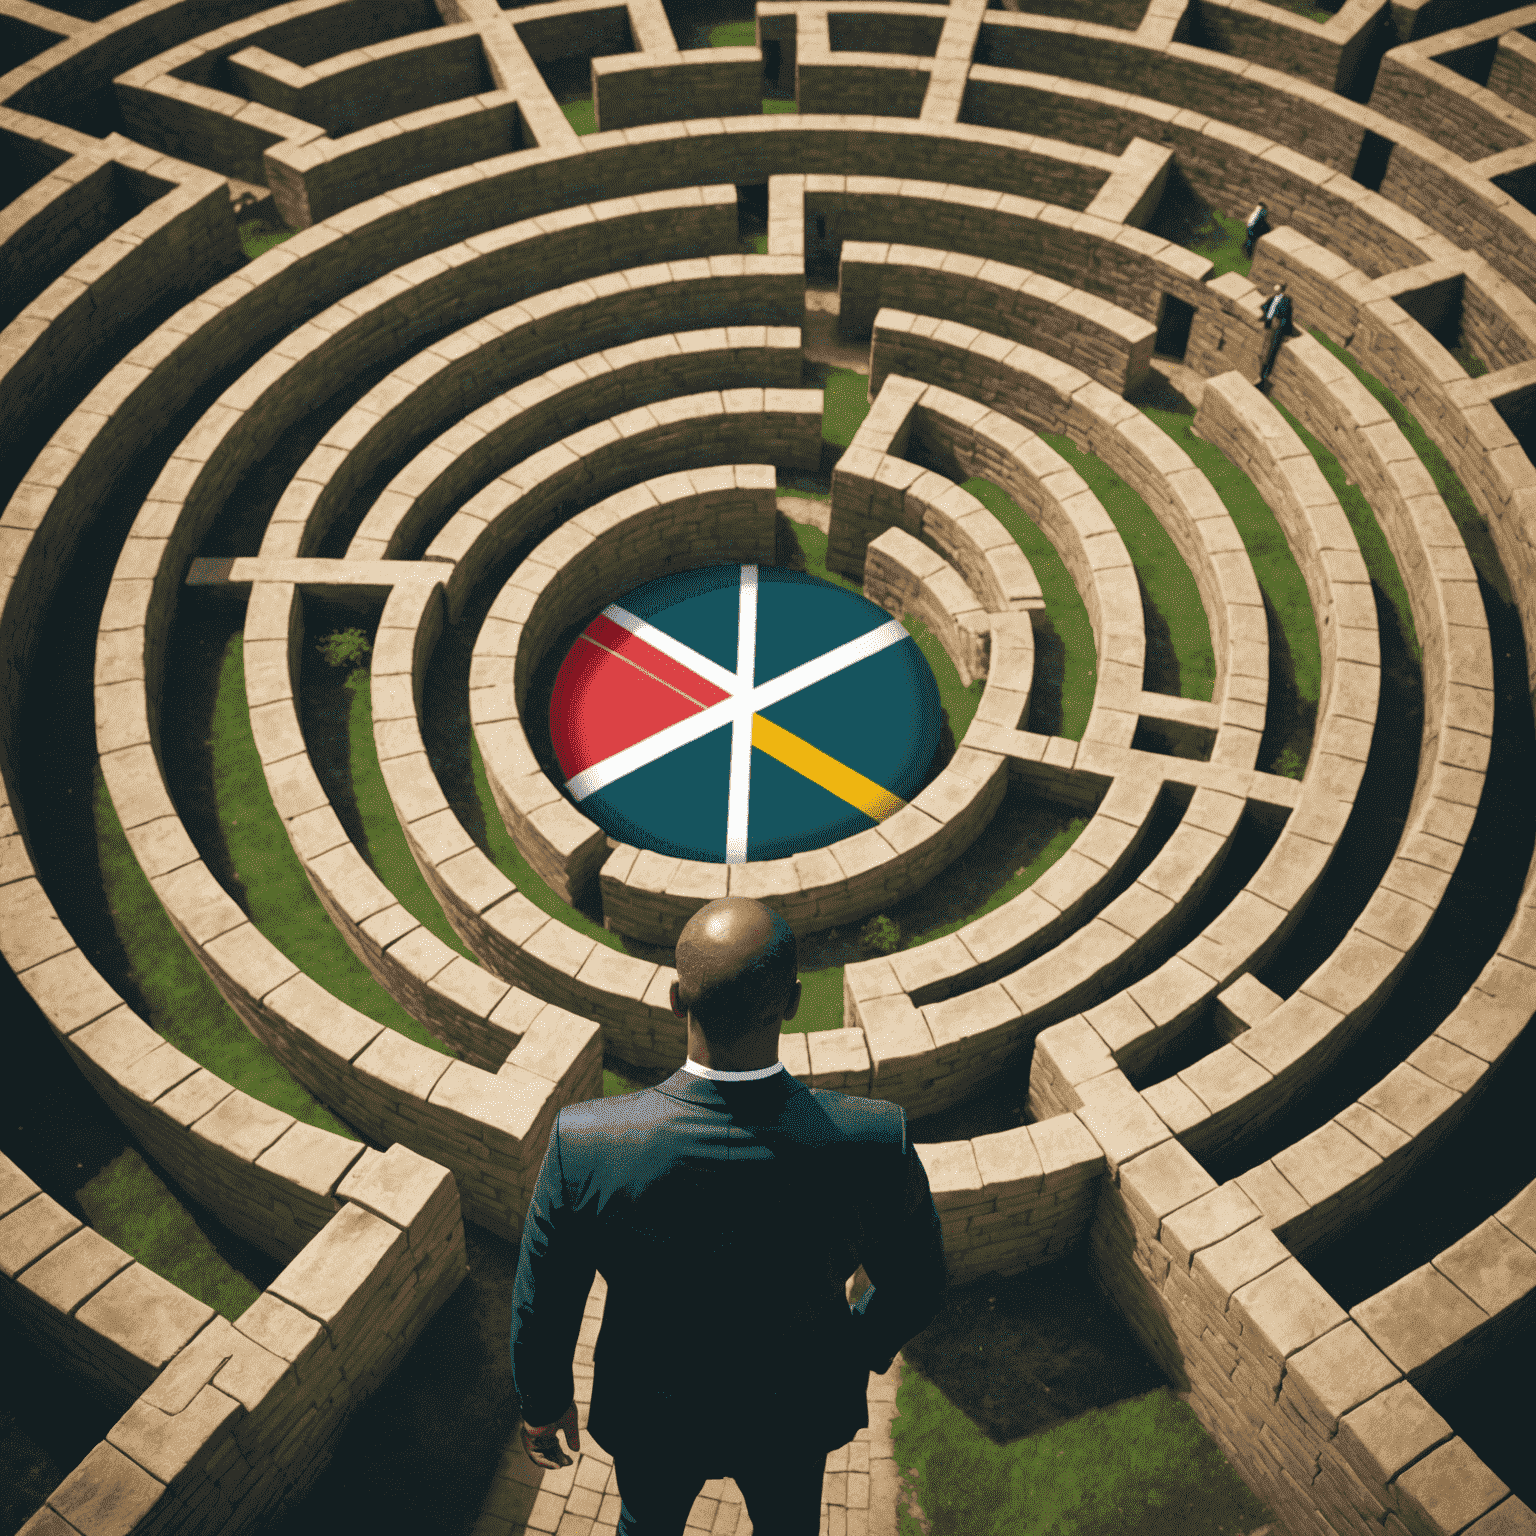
[681,1058,785,1082]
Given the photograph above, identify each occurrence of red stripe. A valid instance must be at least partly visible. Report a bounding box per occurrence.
[550,637,710,778]
[585,613,732,706]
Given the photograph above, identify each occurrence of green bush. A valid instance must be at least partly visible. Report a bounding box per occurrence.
[317,628,371,677]
[859,914,901,957]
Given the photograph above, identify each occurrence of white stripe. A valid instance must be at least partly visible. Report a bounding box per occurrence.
[735,565,758,688]
[567,617,909,802]
[724,567,759,863]
[601,604,742,697]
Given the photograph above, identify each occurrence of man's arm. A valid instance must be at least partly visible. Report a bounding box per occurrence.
[510,1112,597,1427]
[848,1114,947,1372]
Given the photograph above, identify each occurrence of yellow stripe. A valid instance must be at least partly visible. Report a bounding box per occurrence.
[750,715,907,822]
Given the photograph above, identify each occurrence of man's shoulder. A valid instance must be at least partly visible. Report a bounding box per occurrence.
[555,1077,906,1146]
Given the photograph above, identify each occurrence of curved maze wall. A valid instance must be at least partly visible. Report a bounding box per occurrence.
[3,0,1536,1531]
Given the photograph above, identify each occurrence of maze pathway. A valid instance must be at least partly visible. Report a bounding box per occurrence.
[4,0,1536,1532]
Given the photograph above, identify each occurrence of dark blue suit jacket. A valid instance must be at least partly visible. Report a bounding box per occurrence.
[510,1064,947,1469]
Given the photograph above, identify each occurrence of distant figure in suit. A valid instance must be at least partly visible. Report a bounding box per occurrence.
[510,896,948,1536]
[1242,203,1269,260]
[1260,282,1293,386]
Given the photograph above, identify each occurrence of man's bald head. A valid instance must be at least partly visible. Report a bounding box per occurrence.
[673,897,798,1043]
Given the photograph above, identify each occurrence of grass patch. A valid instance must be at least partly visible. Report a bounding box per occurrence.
[893,1259,1276,1536]
[470,735,625,954]
[237,216,297,262]
[1148,188,1253,283]
[208,632,449,1053]
[1138,406,1320,778]
[709,19,756,43]
[75,1149,262,1320]
[763,97,798,113]
[304,626,477,962]
[895,1375,1274,1536]
[960,478,1098,740]
[822,367,872,446]
[562,97,597,134]
[93,759,357,1135]
[1041,433,1215,701]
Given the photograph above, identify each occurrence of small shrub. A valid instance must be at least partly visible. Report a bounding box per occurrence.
[858,914,901,957]
[317,628,371,676]
[1274,745,1306,780]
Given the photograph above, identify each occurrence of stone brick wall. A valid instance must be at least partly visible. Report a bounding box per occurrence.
[864,528,1005,687]
[866,310,1271,769]
[429,388,825,609]
[1487,28,1536,117]
[917,1113,1107,1286]
[593,47,760,132]
[1,149,238,487]
[1,1149,221,1409]
[1369,9,1536,163]
[1088,1127,1530,1536]
[310,322,804,564]
[837,241,1157,394]
[17,1141,469,1536]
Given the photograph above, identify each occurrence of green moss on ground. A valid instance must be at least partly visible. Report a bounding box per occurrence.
[337,668,477,960]
[469,735,625,954]
[75,1149,261,1320]
[1042,433,1216,701]
[209,633,448,1053]
[93,760,356,1136]
[1139,405,1321,778]
[960,477,1098,740]
[562,98,596,134]
[822,367,873,446]
[238,217,297,261]
[894,1375,1274,1536]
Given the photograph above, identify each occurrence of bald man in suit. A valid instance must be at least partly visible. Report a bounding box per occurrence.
[510,897,947,1534]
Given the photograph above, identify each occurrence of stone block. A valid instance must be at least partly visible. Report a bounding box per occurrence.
[76,1264,217,1376]
[1395,1439,1509,1536]
[1433,1217,1536,1317]
[108,1383,242,1491]
[1286,1321,1401,1430]
[47,1442,166,1536]
[1,1194,81,1280]
[18,1226,133,1315]
[336,1142,459,1248]
[269,1203,407,1342]
[1351,1264,1488,1375]
[1160,1185,1264,1271]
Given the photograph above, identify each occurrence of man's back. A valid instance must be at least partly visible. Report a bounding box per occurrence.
[510,1065,947,1469]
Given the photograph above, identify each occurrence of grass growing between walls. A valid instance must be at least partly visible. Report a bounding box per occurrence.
[1040,433,1216,701]
[198,630,449,1054]
[709,19,755,43]
[237,217,297,261]
[304,623,475,963]
[892,1257,1275,1536]
[93,760,358,1136]
[562,97,596,134]
[960,478,1098,740]
[1139,404,1321,777]
[76,1149,262,1319]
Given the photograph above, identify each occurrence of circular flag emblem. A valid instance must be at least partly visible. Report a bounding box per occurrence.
[549,564,942,863]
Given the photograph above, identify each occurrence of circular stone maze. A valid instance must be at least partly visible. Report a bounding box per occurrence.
[2,0,1536,1531]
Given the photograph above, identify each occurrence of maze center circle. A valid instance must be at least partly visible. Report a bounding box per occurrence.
[548,563,942,863]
